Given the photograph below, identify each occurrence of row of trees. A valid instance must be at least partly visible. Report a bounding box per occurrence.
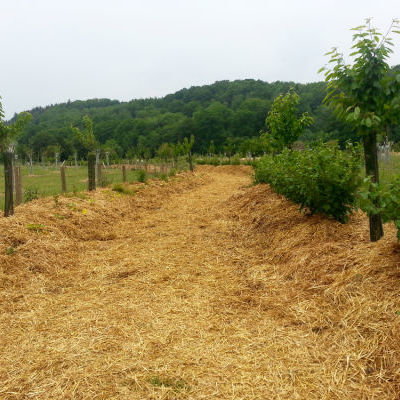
[15,79,385,161]
[256,19,400,243]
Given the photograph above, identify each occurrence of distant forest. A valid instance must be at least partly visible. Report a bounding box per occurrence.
[12,76,400,161]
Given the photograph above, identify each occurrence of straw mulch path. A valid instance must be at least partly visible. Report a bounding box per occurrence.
[0,165,399,399]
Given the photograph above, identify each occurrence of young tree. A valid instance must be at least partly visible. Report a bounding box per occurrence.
[265,88,313,150]
[182,135,195,171]
[321,19,400,241]
[71,115,98,157]
[0,98,31,216]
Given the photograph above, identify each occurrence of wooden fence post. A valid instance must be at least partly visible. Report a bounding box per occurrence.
[60,165,67,193]
[4,152,14,217]
[88,152,96,191]
[122,165,127,182]
[15,166,22,206]
[97,163,103,187]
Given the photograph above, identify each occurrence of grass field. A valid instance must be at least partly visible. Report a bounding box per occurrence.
[0,164,167,210]
[379,152,400,186]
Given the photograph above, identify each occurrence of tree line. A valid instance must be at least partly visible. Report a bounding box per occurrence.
[11,77,398,163]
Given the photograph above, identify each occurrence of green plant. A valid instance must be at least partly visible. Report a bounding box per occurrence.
[168,168,177,177]
[6,246,15,255]
[112,183,135,195]
[358,176,400,240]
[148,376,187,391]
[182,135,195,171]
[254,142,363,222]
[26,223,46,232]
[53,194,60,207]
[0,99,32,217]
[137,169,147,183]
[24,187,40,203]
[320,19,400,241]
[264,88,313,150]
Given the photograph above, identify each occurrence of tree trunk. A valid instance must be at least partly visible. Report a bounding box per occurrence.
[88,152,96,191]
[97,163,103,187]
[363,133,384,242]
[4,152,14,217]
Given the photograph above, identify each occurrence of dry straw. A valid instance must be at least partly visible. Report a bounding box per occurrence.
[0,166,399,399]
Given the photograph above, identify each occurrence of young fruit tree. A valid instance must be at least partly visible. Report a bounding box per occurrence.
[182,135,195,171]
[321,19,400,241]
[264,88,313,151]
[0,99,31,216]
[71,115,99,190]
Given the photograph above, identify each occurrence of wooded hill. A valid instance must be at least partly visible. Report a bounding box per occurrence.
[13,78,400,161]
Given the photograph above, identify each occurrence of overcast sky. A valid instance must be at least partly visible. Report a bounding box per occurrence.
[1,0,399,118]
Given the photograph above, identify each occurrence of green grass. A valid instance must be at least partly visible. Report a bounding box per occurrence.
[0,165,161,210]
[379,153,400,187]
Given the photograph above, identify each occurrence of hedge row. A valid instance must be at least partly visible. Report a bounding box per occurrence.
[254,143,363,223]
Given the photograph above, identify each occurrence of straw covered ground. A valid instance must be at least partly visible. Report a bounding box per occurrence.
[0,165,399,399]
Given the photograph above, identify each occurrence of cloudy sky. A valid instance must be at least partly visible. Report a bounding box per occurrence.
[1,0,399,118]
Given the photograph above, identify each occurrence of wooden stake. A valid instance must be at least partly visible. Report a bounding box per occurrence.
[60,166,67,193]
[97,163,103,187]
[88,153,96,191]
[122,165,127,182]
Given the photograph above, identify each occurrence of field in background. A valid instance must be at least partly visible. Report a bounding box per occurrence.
[0,162,183,210]
[379,152,400,186]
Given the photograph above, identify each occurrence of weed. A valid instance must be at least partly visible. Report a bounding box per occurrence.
[67,203,77,211]
[24,187,40,203]
[26,223,46,232]
[6,246,15,255]
[54,213,67,220]
[148,376,187,391]
[112,183,135,195]
[53,194,60,207]
[168,168,177,177]
[137,169,147,183]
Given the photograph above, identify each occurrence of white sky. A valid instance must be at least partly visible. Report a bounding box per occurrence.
[1,0,400,118]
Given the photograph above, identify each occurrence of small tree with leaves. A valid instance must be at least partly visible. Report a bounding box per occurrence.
[182,135,195,171]
[71,115,99,190]
[0,98,31,216]
[320,18,400,241]
[71,115,98,156]
[265,88,313,150]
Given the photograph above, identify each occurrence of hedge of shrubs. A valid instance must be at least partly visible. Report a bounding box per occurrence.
[254,143,363,222]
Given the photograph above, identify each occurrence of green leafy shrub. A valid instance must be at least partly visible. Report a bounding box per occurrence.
[254,142,362,222]
[358,176,400,240]
[168,168,177,177]
[24,187,40,203]
[137,169,147,183]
